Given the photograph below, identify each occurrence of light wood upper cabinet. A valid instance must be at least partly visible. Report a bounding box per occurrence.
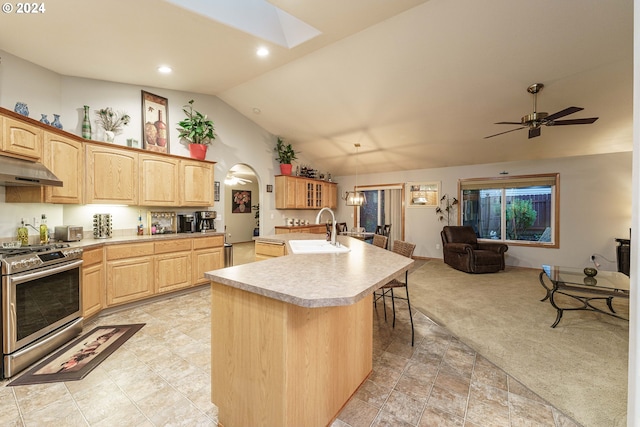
[275,175,337,210]
[5,131,84,204]
[85,143,138,205]
[324,182,338,209]
[180,159,214,206]
[44,132,84,204]
[1,115,43,161]
[139,154,180,206]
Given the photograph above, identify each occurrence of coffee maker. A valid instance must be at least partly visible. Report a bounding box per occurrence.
[177,214,196,233]
[195,211,217,233]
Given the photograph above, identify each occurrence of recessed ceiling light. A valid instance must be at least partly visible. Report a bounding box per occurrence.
[157,65,173,74]
[256,47,269,57]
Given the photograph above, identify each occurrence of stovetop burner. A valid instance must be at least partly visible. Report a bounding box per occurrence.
[1,243,81,275]
[0,243,70,257]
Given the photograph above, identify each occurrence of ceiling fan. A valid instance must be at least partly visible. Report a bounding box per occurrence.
[484,83,599,139]
[224,176,252,185]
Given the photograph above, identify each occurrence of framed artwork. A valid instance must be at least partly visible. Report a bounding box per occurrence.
[406,182,439,207]
[266,184,273,193]
[232,190,252,213]
[214,181,220,202]
[141,91,169,153]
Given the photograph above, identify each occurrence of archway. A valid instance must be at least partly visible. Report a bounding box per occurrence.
[224,164,259,243]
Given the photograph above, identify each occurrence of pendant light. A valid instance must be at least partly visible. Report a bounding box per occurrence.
[344,143,366,206]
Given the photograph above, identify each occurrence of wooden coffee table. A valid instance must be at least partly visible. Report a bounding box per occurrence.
[539,265,630,327]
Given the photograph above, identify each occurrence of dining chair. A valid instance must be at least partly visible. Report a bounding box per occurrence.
[336,222,348,233]
[383,224,391,237]
[372,234,388,249]
[374,240,416,345]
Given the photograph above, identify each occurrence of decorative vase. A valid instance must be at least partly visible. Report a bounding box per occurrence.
[40,114,50,125]
[104,130,115,143]
[14,102,29,117]
[51,114,63,129]
[189,143,207,160]
[280,164,293,175]
[154,110,167,147]
[82,105,92,139]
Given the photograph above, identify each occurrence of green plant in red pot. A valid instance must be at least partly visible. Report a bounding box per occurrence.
[274,137,298,175]
[177,99,216,160]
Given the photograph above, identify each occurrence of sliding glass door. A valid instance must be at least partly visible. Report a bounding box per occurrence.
[357,186,403,245]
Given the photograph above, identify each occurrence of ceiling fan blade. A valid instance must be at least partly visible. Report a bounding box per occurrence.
[494,121,522,125]
[544,106,583,122]
[528,127,541,139]
[547,117,599,126]
[484,127,525,139]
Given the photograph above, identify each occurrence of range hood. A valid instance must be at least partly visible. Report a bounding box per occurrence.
[0,156,63,187]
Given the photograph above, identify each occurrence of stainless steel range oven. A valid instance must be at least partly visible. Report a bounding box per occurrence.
[1,243,84,378]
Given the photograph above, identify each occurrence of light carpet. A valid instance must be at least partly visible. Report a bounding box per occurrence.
[408,260,628,427]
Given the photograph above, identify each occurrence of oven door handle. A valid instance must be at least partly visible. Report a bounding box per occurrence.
[8,259,83,286]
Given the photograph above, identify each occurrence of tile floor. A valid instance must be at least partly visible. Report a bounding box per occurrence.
[0,242,581,426]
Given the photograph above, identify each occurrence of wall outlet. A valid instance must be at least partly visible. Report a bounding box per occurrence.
[436,243,441,250]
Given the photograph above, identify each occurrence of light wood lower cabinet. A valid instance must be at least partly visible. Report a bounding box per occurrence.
[106,243,155,306]
[81,247,104,319]
[155,239,192,293]
[255,241,286,260]
[102,237,224,308]
[192,236,225,285]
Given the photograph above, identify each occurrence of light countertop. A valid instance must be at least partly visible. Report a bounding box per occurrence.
[54,231,225,250]
[205,233,414,308]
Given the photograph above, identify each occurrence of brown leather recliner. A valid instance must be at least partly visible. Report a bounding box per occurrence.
[441,226,508,273]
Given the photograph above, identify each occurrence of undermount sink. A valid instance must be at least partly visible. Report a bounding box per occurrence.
[288,240,351,254]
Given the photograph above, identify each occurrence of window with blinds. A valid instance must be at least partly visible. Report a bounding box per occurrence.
[459,173,559,247]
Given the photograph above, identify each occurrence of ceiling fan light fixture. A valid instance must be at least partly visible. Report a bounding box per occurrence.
[485,82,599,139]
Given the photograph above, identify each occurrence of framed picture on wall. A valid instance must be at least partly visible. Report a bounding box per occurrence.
[232,190,252,213]
[214,181,220,202]
[406,182,439,207]
[141,91,169,153]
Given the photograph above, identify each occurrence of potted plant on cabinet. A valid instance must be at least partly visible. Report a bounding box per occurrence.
[177,99,216,160]
[274,137,298,175]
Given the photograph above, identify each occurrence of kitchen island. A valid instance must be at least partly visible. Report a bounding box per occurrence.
[205,234,414,427]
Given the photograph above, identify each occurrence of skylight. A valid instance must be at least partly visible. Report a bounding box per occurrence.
[164,0,321,48]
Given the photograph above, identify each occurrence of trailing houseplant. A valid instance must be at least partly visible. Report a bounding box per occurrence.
[177,99,216,159]
[274,137,298,175]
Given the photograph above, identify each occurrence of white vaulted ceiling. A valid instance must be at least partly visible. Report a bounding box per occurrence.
[0,0,632,176]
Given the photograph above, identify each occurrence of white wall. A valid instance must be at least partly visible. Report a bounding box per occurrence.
[0,50,633,271]
[335,151,632,269]
[0,50,288,240]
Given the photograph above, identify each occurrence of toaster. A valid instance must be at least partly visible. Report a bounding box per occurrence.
[54,225,84,242]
